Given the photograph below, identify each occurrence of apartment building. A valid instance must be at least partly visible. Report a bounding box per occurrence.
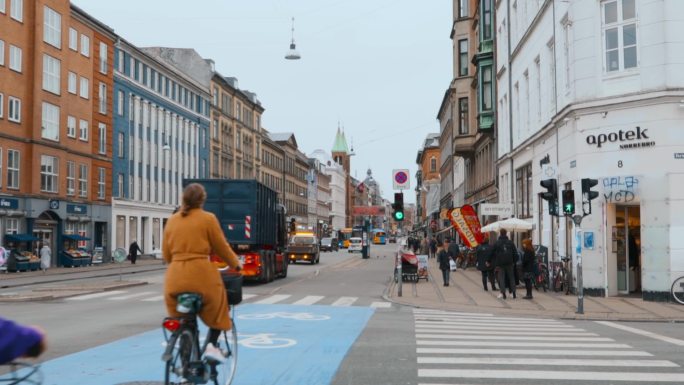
[111,42,210,253]
[415,133,441,232]
[331,128,353,227]
[269,133,309,226]
[261,130,285,202]
[0,1,115,265]
[497,0,684,301]
[309,148,347,233]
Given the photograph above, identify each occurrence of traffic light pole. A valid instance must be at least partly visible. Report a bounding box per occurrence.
[572,214,584,314]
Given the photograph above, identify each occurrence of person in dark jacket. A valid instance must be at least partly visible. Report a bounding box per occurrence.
[521,238,536,299]
[437,238,452,286]
[0,317,47,364]
[476,234,497,291]
[128,240,143,265]
[447,238,461,264]
[492,229,517,299]
[429,236,438,259]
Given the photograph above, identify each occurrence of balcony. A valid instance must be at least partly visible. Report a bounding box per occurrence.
[478,111,495,131]
[452,134,477,157]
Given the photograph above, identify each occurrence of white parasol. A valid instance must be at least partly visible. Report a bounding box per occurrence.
[480,217,534,233]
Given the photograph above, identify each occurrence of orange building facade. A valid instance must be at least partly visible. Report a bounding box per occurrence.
[0,1,115,267]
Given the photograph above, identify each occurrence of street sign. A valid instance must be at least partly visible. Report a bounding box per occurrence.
[479,203,513,218]
[542,164,558,179]
[351,206,386,216]
[392,169,410,190]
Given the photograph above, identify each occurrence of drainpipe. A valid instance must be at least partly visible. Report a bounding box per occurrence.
[507,0,515,216]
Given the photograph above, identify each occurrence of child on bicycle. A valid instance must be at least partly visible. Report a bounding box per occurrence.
[0,317,47,365]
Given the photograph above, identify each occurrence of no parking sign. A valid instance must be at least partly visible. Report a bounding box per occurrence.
[392,169,410,190]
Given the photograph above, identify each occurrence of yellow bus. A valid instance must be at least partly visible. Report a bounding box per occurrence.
[372,229,387,245]
[339,228,353,248]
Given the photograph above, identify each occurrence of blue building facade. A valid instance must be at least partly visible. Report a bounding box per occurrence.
[111,39,210,253]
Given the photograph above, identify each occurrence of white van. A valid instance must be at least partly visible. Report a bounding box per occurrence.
[348,237,363,253]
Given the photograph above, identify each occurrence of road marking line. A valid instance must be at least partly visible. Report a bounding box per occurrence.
[242,294,257,300]
[416,340,631,348]
[414,315,562,323]
[65,290,126,301]
[415,334,614,342]
[416,348,652,356]
[413,309,493,317]
[108,291,156,300]
[254,294,291,304]
[595,321,684,347]
[370,302,392,308]
[141,295,164,302]
[414,329,597,336]
[414,321,576,328]
[414,324,576,332]
[292,295,324,305]
[418,369,684,382]
[417,357,679,367]
[331,296,358,306]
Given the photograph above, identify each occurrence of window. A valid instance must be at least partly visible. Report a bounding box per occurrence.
[0,40,4,66]
[80,34,90,57]
[67,72,77,94]
[9,45,21,72]
[8,97,20,123]
[458,0,468,18]
[41,102,60,141]
[98,82,107,114]
[430,157,437,173]
[563,16,572,89]
[5,218,18,234]
[481,64,493,111]
[117,50,124,72]
[43,6,61,48]
[0,93,3,118]
[98,123,106,154]
[515,163,533,218]
[66,161,75,195]
[42,54,60,94]
[118,132,124,158]
[482,0,492,40]
[7,149,19,189]
[67,115,76,137]
[79,119,88,141]
[99,42,107,74]
[117,173,123,197]
[212,87,218,106]
[97,167,105,199]
[40,155,58,193]
[10,0,21,22]
[458,97,469,135]
[80,77,89,99]
[535,56,541,121]
[458,39,468,76]
[602,0,637,72]
[0,0,5,13]
[78,164,87,197]
[117,90,124,115]
[69,28,77,50]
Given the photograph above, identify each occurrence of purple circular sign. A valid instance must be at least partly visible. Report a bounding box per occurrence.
[394,171,408,184]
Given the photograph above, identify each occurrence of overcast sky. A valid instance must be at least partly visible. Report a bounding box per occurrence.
[74,0,452,203]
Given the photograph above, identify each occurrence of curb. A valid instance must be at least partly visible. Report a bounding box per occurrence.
[0,280,149,302]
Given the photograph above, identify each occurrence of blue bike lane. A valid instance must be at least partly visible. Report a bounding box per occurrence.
[33,304,374,385]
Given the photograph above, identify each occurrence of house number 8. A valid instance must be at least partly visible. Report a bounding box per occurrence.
[618,160,623,168]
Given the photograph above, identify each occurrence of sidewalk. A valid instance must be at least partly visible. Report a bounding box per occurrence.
[386,256,684,322]
[0,257,164,302]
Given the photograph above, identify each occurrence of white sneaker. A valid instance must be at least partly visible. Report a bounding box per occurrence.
[497,293,505,299]
[204,343,226,363]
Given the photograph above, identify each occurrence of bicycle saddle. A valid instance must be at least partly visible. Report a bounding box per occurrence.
[176,292,203,314]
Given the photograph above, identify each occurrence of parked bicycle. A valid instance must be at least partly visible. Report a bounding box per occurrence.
[552,257,572,295]
[0,362,42,385]
[534,261,549,292]
[161,270,241,385]
[457,247,477,270]
[671,275,684,305]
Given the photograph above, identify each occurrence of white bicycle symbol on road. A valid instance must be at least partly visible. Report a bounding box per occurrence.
[238,312,331,321]
[238,333,297,349]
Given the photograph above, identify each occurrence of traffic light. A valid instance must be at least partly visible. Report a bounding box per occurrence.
[392,192,404,221]
[581,178,599,215]
[540,179,559,216]
[562,189,575,215]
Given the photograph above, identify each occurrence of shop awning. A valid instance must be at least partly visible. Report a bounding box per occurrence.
[5,234,39,243]
[62,234,90,241]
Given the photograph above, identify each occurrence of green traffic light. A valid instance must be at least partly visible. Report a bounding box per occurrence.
[564,204,574,214]
[394,211,404,221]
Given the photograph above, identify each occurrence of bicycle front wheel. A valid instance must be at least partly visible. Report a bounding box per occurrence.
[671,276,684,305]
[211,326,238,385]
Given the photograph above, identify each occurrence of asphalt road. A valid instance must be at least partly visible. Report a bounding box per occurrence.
[3,243,684,384]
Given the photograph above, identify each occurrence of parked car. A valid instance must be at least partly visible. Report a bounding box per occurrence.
[348,237,363,253]
[320,237,339,252]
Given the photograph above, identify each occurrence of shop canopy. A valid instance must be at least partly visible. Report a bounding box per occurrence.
[62,234,90,241]
[5,234,39,243]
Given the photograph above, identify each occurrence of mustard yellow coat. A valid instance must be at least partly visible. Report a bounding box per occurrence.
[163,208,240,330]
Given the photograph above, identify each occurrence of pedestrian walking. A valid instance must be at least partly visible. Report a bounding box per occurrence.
[429,236,437,260]
[39,243,51,273]
[420,237,430,257]
[437,238,452,286]
[493,229,517,299]
[521,238,536,299]
[128,240,143,265]
[476,234,497,291]
[447,237,462,265]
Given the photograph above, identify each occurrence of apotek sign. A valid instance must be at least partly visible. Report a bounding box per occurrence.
[585,126,654,150]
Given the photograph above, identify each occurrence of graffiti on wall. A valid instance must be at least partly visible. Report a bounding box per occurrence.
[602,176,640,203]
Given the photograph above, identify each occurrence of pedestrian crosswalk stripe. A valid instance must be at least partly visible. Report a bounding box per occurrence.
[413,309,494,317]
[108,291,157,300]
[416,348,653,356]
[417,340,632,348]
[141,295,164,302]
[242,294,257,300]
[417,369,684,382]
[291,295,324,305]
[415,334,614,342]
[331,296,358,306]
[415,321,576,329]
[414,315,563,324]
[414,329,597,336]
[66,290,126,301]
[416,357,679,367]
[254,294,291,304]
[370,302,392,308]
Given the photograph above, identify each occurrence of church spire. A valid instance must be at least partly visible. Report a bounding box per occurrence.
[332,123,349,154]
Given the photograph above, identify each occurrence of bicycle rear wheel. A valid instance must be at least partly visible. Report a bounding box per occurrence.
[211,325,238,385]
[165,329,200,385]
[671,276,684,305]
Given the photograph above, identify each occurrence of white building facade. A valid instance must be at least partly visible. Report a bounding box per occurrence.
[309,149,347,233]
[497,0,684,301]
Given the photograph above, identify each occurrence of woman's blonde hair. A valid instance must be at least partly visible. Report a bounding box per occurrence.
[180,183,206,217]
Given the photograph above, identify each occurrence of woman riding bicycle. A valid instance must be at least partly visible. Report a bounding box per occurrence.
[162,183,242,363]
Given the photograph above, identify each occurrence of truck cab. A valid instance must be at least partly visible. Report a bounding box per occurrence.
[287,232,320,264]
